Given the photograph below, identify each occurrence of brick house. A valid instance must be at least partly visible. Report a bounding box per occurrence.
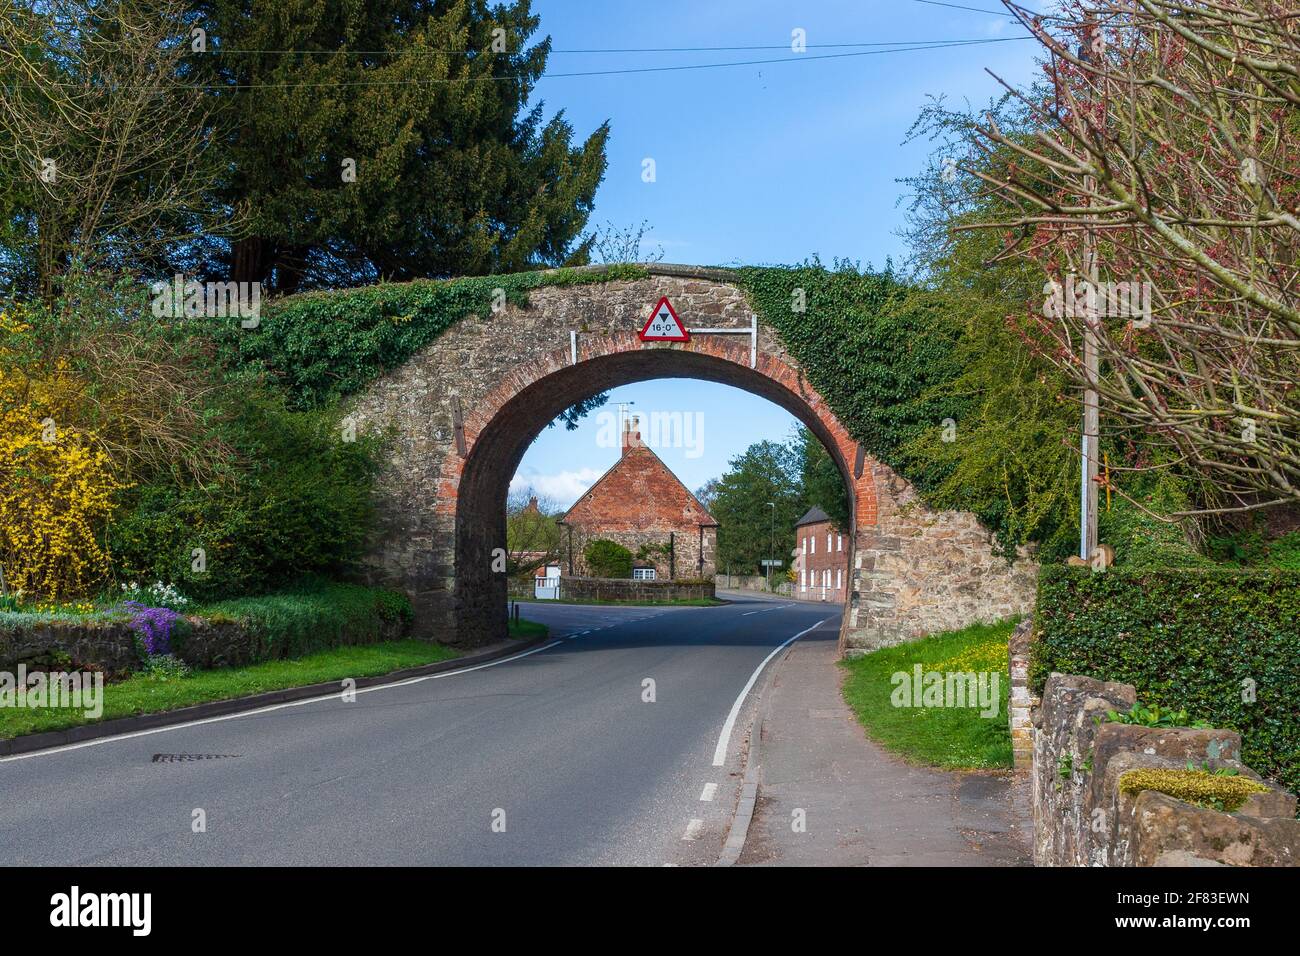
[558,417,718,580]
[793,505,848,601]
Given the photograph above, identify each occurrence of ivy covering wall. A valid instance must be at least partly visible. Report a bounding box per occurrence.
[203,264,648,410]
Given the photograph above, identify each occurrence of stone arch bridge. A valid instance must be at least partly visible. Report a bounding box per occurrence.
[350,265,1036,652]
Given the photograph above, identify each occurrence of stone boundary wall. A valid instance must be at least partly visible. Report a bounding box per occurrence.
[1034,672,1299,866]
[1,615,408,675]
[715,574,792,595]
[537,576,715,603]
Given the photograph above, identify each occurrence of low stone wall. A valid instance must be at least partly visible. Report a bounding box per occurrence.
[715,574,792,595]
[1034,672,1299,866]
[0,615,408,675]
[546,576,715,603]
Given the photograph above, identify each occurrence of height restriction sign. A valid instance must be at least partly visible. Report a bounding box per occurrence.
[638,296,690,342]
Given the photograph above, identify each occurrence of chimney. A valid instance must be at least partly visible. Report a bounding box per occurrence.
[621,415,642,457]
[525,495,539,513]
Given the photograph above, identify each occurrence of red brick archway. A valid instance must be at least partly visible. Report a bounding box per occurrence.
[446,331,876,646]
[352,269,1035,652]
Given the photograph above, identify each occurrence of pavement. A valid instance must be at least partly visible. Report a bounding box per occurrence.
[737,628,1032,866]
[0,594,832,866]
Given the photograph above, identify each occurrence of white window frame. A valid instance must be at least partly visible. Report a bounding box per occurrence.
[836,568,842,590]
[632,567,657,581]
[827,532,832,552]
[837,534,842,552]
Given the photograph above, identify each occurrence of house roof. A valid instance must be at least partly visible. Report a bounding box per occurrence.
[796,505,832,527]
[559,442,718,529]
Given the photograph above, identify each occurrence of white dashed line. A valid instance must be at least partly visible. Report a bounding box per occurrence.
[711,618,828,767]
[699,783,717,802]
[682,819,705,841]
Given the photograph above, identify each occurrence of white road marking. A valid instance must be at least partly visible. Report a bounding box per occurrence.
[741,604,793,616]
[711,618,828,767]
[682,818,705,841]
[699,782,717,802]
[0,640,565,763]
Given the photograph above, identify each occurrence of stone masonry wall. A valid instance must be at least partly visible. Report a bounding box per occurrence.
[843,462,1038,654]
[561,524,714,581]
[1034,672,1299,866]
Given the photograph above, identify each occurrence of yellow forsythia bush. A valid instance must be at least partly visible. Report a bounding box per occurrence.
[0,311,125,597]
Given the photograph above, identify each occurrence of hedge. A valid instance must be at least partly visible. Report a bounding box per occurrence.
[1032,565,1300,797]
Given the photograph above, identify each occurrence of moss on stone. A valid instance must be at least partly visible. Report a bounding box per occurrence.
[1119,768,1270,813]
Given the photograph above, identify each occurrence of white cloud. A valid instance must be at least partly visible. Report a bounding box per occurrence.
[510,467,604,509]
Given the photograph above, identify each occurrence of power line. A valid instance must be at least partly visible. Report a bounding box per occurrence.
[910,0,1015,14]
[25,36,1031,91]
[211,37,1024,55]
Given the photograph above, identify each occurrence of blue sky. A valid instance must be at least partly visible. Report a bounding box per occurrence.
[512,0,1043,509]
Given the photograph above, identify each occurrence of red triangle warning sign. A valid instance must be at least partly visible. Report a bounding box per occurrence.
[638,296,690,342]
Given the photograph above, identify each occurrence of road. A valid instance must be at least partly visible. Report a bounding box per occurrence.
[0,593,840,866]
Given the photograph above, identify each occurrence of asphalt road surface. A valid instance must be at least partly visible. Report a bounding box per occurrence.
[0,593,840,866]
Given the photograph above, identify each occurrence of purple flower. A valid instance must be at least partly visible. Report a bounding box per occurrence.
[122,601,181,656]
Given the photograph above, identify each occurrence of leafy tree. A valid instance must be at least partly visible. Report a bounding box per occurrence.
[710,440,805,575]
[191,0,610,290]
[505,488,561,573]
[796,427,850,532]
[953,1,1299,517]
[0,0,222,300]
[583,539,631,579]
[894,93,1080,559]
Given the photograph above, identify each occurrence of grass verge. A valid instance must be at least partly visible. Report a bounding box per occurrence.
[839,619,1015,770]
[0,638,462,740]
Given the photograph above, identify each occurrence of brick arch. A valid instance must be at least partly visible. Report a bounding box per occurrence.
[351,270,1036,653]
[446,332,877,646]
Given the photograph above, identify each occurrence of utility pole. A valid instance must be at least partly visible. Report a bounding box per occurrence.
[1078,11,1103,562]
[767,501,775,590]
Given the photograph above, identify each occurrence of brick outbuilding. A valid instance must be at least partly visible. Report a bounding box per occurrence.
[558,417,718,580]
[794,505,848,602]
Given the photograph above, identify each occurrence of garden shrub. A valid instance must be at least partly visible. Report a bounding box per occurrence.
[183,580,413,660]
[1033,565,1300,797]
[0,310,126,596]
[108,402,382,599]
[584,539,633,578]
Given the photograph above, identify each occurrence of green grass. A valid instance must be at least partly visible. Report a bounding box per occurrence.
[508,617,549,639]
[840,619,1016,770]
[510,596,725,607]
[0,638,462,740]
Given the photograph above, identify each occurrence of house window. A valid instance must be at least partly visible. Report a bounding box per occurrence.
[837,535,842,552]
[827,532,832,552]
[632,568,656,581]
[810,535,815,554]
[800,569,806,590]
[802,536,807,555]
[836,568,842,590]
